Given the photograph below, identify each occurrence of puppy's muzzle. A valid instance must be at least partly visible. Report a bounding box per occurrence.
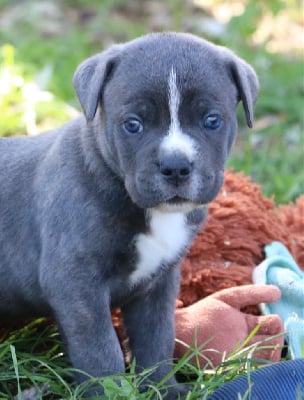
[159,153,193,187]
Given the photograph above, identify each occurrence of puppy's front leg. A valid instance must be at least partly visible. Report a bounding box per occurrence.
[47,281,124,387]
[122,265,189,398]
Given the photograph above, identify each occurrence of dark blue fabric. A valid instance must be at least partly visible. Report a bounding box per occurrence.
[208,360,304,400]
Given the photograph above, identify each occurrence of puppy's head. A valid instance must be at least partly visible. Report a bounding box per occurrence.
[73,33,259,211]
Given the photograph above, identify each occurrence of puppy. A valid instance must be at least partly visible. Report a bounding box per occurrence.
[0,32,258,398]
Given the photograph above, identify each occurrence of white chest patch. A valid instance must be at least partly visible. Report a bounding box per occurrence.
[160,68,196,160]
[130,209,191,285]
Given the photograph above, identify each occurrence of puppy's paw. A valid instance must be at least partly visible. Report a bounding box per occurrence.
[159,383,191,400]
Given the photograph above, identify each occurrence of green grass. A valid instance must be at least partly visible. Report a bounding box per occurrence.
[0,319,283,399]
[0,0,302,398]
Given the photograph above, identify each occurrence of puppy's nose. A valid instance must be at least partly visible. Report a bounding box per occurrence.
[159,154,193,186]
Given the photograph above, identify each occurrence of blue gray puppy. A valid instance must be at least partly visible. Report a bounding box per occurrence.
[0,33,258,397]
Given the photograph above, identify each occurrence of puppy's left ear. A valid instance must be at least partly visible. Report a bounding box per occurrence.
[73,45,122,122]
[229,57,259,128]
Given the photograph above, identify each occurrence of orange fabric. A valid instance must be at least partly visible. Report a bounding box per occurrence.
[179,170,304,311]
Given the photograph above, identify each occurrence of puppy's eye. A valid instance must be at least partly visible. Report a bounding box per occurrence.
[122,118,143,134]
[203,114,222,130]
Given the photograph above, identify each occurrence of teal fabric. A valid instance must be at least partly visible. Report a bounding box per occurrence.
[253,241,304,359]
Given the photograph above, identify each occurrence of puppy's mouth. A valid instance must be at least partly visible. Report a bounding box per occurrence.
[167,195,187,204]
[155,196,206,213]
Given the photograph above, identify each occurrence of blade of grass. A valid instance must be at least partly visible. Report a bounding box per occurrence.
[10,345,21,400]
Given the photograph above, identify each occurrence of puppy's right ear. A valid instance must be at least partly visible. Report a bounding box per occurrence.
[73,45,122,122]
[229,56,259,128]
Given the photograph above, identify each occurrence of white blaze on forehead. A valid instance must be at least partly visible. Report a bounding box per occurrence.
[168,68,180,131]
[160,68,196,159]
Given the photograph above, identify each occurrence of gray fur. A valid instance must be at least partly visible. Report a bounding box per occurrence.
[0,32,258,398]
